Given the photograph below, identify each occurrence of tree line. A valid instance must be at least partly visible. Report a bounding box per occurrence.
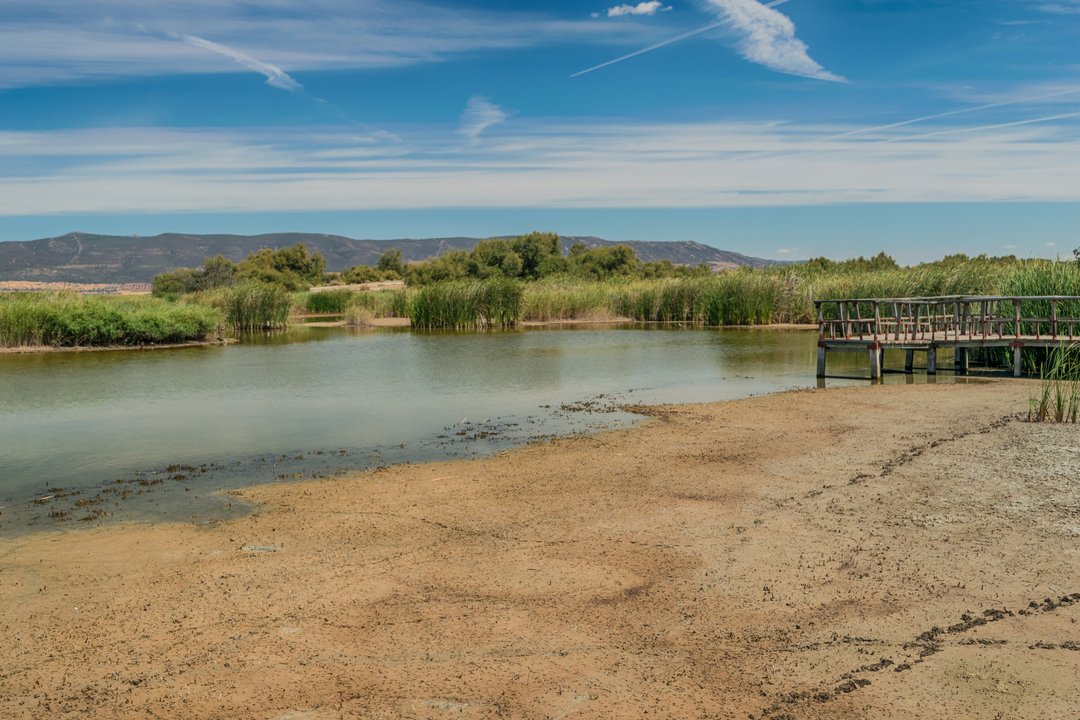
[152,232,713,295]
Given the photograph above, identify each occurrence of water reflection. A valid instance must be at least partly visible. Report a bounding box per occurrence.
[0,325,953,533]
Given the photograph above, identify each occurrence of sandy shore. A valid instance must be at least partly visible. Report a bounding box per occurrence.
[1,381,1078,719]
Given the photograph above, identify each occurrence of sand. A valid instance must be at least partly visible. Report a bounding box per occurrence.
[1,380,1078,719]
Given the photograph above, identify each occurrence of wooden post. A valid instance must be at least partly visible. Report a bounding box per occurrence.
[1014,345,1022,378]
[954,347,968,375]
[927,347,937,375]
[815,302,824,340]
[817,346,827,378]
[1051,299,1058,339]
[1014,298,1021,339]
[873,302,881,340]
[869,346,882,380]
[905,349,915,374]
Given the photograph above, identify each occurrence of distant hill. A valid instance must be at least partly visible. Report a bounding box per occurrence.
[0,232,781,283]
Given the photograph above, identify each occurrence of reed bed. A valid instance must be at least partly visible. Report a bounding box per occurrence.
[302,289,355,314]
[409,278,523,330]
[344,305,376,327]
[0,292,222,347]
[213,283,292,331]
[353,288,412,318]
[523,279,623,322]
[1029,345,1080,423]
[521,274,793,325]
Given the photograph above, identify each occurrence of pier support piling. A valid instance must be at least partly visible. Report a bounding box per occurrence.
[1014,346,1023,377]
[904,349,914,374]
[869,347,882,380]
[954,347,969,376]
[927,348,937,375]
[817,347,827,378]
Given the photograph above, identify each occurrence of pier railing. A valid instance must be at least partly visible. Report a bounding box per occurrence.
[815,296,1080,343]
[814,295,1080,379]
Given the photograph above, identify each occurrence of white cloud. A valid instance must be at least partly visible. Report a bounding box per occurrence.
[0,0,663,89]
[3,115,1080,215]
[1002,244,1019,250]
[1045,241,1057,247]
[175,34,301,91]
[701,0,846,82]
[775,247,798,255]
[1039,2,1080,14]
[607,2,673,17]
[459,97,508,141]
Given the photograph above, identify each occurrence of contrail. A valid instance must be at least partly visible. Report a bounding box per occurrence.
[174,33,302,92]
[877,110,1080,144]
[738,86,1080,161]
[571,0,792,78]
[824,87,1080,143]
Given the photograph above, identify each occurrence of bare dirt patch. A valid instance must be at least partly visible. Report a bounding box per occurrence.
[1,381,1077,719]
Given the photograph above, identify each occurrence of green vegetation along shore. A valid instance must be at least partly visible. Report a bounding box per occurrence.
[0,293,221,348]
[5,232,1080,348]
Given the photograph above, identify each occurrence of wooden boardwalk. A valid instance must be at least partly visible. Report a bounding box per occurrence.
[815,295,1080,379]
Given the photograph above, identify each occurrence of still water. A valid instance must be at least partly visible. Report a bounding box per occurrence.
[0,325,939,532]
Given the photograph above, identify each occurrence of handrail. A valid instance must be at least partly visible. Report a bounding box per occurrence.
[814,296,1080,343]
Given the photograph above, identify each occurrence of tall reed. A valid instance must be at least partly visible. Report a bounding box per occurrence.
[409,278,523,330]
[1029,345,1080,423]
[215,283,292,331]
[302,289,355,314]
[353,288,412,318]
[0,292,222,347]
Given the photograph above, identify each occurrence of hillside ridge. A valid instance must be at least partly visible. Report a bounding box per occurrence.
[0,231,780,283]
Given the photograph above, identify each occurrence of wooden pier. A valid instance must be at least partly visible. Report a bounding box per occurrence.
[815,295,1080,379]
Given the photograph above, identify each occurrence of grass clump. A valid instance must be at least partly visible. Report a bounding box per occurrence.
[215,283,292,331]
[354,288,412,318]
[0,292,222,347]
[344,305,376,327]
[409,278,523,330]
[523,279,622,322]
[1029,346,1080,423]
[303,289,355,314]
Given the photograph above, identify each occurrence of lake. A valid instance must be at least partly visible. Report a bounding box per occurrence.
[0,325,944,533]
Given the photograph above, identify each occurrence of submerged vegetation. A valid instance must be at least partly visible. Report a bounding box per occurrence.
[0,292,221,347]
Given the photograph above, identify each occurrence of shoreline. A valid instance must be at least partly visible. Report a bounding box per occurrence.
[2,379,1077,718]
[0,321,816,353]
[0,338,232,354]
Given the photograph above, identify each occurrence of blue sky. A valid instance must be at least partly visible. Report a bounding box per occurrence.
[1,0,1079,262]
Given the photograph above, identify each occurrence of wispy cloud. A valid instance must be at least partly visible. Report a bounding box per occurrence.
[1039,2,1080,14]
[606,2,673,17]
[701,0,845,82]
[173,34,302,91]
[459,97,508,142]
[3,114,1080,215]
[0,0,663,89]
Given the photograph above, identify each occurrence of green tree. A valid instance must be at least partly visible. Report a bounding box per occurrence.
[571,244,640,280]
[511,231,561,279]
[376,249,406,278]
[238,244,326,290]
[200,255,238,289]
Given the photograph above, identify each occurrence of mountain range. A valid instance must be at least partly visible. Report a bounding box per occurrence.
[0,232,781,284]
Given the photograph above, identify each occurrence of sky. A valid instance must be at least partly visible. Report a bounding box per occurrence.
[1,0,1079,262]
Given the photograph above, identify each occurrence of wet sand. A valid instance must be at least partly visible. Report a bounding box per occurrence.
[1,380,1078,719]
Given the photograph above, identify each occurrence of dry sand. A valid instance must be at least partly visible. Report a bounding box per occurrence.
[1,381,1078,719]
